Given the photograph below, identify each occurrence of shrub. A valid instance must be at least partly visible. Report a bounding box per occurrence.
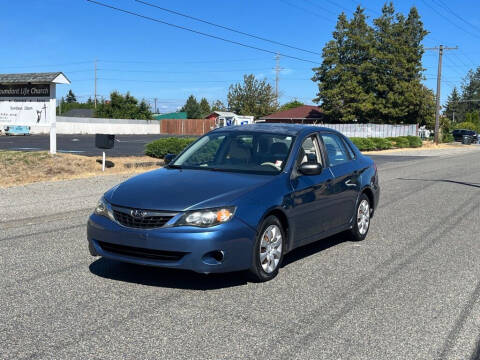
[390,136,409,148]
[145,137,196,159]
[406,135,423,148]
[442,133,454,143]
[371,137,393,150]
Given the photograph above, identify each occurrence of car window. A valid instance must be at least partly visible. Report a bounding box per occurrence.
[173,132,295,174]
[321,133,350,166]
[342,137,356,159]
[296,135,322,168]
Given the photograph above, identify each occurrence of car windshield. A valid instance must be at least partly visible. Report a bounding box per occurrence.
[171,131,295,174]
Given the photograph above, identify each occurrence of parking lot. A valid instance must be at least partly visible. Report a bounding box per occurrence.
[0,134,169,157]
[2,146,480,359]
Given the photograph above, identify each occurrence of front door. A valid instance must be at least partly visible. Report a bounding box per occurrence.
[289,134,334,245]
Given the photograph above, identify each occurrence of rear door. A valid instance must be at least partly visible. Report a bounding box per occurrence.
[320,132,360,228]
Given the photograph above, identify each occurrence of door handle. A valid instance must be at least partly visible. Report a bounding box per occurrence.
[345,179,356,187]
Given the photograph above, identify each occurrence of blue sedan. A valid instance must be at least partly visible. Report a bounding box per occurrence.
[87,124,379,281]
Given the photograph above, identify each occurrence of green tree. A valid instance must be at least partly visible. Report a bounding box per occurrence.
[313,3,433,125]
[65,90,77,103]
[279,100,304,111]
[313,7,375,122]
[227,74,277,118]
[95,91,153,119]
[370,4,429,124]
[180,95,202,118]
[199,97,211,117]
[211,99,227,112]
[444,87,461,122]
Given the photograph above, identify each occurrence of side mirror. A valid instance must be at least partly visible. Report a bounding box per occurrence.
[299,162,322,176]
[164,153,176,165]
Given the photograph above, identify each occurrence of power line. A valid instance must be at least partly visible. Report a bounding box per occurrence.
[98,58,270,65]
[136,0,322,56]
[279,0,334,23]
[432,0,480,35]
[86,0,321,64]
[420,0,480,40]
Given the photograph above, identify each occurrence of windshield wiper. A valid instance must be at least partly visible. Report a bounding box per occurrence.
[167,164,182,169]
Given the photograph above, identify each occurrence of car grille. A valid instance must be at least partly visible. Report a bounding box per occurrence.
[98,241,186,261]
[113,210,174,229]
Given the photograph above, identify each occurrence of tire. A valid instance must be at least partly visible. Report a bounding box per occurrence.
[349,193,371,241]
[248,215,285,282]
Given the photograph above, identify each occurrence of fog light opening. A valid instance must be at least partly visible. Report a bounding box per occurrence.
[212,250,224,262]
[202,250,225,265]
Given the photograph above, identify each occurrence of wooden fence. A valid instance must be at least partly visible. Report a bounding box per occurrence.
[160,118,216,135]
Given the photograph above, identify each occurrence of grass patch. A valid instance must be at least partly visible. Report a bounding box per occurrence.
[0,151,162,188]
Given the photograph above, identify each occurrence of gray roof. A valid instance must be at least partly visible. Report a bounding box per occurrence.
[212,123,335,136]
[0,72,71,84]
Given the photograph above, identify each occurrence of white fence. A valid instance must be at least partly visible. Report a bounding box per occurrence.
[30,116,160,135]
[315,123,418,138]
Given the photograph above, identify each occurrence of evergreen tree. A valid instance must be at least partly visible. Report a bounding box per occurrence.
[211,99,227,112]
[460,67,480,115]
[313,7,375,122]
[313,3,433,125]
[180,95,202,118]
[444,87,461,122]
[65,90,77,103]
[199,97,211,117]
[227,74,277,118]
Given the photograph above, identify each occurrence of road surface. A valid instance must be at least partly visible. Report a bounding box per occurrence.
[2,147,480,359]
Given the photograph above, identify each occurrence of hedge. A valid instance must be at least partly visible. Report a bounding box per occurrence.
[145,137,196,159]
[351,136,422,151]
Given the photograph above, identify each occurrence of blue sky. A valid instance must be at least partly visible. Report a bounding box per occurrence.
[2,0,479,112]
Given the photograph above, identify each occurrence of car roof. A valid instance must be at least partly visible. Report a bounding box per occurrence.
[211,123,339,137]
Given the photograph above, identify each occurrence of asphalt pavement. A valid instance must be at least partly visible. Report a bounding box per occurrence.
[0,134,179,157]
[2,146,480,359]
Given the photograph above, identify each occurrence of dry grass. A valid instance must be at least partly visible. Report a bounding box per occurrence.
[0,151,163,188]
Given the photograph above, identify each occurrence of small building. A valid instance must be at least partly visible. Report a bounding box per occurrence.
[153,111,187,120]
[259,105,324,124]
[205,111,254,128]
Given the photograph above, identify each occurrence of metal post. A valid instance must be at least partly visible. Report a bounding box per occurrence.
[102,151,105,172]
[94,59,97,109]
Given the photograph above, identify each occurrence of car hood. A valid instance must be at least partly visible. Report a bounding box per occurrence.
[105,168,276,211]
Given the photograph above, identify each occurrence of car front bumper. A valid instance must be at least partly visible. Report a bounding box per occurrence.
[87,214,257,273]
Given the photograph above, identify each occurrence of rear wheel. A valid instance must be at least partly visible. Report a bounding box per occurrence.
[248,215,285,282]
[349,193,371,241]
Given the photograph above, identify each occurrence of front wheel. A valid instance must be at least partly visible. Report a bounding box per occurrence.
[248,215,285,282]
[349,194,371,241]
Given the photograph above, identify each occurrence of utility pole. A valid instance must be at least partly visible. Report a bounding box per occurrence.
[154,98,158,113]
[274,53,282,102]
[425,45,458,144]
[94,59,97,109]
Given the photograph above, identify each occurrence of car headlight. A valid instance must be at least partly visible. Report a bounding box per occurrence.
[94,197,111,218]
[175,207,236,227]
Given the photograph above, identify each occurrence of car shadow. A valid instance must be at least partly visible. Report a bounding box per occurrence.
[281,232,348,268]
[89,232,349,290]
[397,177,480,188]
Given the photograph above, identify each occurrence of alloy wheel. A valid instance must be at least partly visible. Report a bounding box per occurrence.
[357,199,370,235]
[259,224,283,273]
